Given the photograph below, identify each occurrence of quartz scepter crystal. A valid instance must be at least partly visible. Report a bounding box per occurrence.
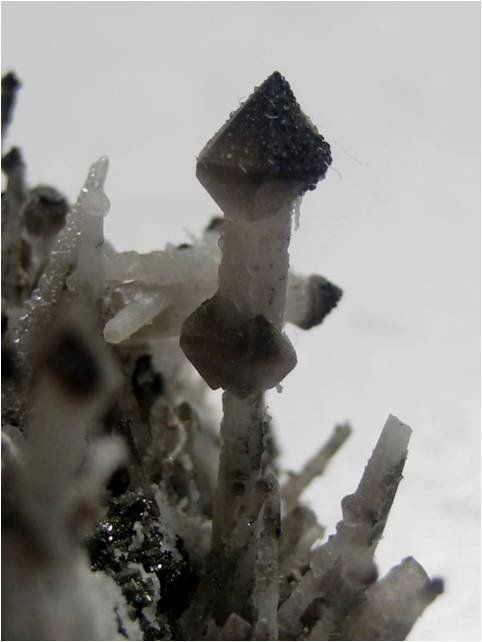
[180,72,332,628]
[13,157,110,383]
[69,156,110,301]
[2,70,443,641]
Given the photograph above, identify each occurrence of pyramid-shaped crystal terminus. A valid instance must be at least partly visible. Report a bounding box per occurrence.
[180,294,297,398]
[196,71,332,220]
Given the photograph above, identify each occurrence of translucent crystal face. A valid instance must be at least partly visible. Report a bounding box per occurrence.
[197,71,332,220]
[180,294,297,398]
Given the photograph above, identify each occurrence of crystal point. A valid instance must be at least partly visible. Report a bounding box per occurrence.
[180,294,297,397]
[197,72,332,220]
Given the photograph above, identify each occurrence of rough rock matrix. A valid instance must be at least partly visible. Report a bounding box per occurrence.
[1,71,442,640]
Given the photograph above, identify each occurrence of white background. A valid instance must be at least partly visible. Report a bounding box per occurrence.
[2,2,480,640]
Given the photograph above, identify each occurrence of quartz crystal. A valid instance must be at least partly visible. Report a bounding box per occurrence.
[1,71,442,641]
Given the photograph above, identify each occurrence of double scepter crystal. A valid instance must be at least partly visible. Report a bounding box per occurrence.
[180,72,331,632]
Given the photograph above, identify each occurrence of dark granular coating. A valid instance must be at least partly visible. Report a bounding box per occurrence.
[1,72,21,135]
[106,466,131,497]
[87,491,198,637]
[2,346,18,380]
[1,313,8,339]
[199,71,332,192]
[1,146,23,174]
[24,186,69,237]
[205,216,224,233]
[131,354,163,414]
[43,329,102,398]
[428,577,445,596]
[300,276,343,330]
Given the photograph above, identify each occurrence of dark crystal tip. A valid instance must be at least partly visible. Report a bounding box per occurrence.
[2,72,21,135]
[197,72,332,219]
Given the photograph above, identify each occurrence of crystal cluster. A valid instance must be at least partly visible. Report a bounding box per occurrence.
[1,71,441,640]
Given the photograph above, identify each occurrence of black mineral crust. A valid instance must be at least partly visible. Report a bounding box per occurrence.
[23,186,69,237]
[1,72,20,136]
[301,276,343,330]
[200,71,331,187]
[87,491,198,639]
[42,328,102,398]
[197,71,332,218]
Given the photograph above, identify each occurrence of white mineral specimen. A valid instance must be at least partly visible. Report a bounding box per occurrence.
[14,156,111,368]
[2,70,442,642]
[252,473,281,640]
[278,415,412,639]
[279,506,325,601]
[104,290,168,344]
[69,156,110,300]
[102,229,341,346]
[2,310,136,641]
[341,556,443,640]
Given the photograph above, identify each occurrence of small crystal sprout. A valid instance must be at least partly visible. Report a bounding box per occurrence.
[1,71,442,641]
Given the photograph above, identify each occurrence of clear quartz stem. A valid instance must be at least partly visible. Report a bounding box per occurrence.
[217,207,292,326]
[72,157,110,301]
[210,205,293,620]
[212,205,293,547]
[211,391,266,551]
[15,158,110,368]
[339,556,443,641]
[252,475,281,641]
[278,415,412,639]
